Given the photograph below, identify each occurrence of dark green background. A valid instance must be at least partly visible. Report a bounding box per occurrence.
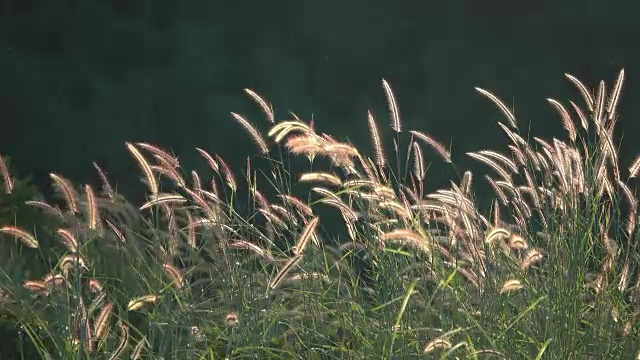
[0,0,637,204]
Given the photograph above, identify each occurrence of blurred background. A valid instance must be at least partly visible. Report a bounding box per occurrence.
[0,0,636,208]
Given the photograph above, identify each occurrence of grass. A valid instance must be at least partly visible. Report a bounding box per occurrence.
[0,69,638,359]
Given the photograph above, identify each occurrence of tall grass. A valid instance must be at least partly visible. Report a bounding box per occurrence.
[0,70,638,359]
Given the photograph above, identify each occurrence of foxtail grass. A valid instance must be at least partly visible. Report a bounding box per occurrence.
[0,70,637,359]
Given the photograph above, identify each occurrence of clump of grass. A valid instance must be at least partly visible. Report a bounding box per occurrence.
[0,70,637,359]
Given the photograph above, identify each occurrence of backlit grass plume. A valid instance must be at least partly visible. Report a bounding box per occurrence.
[0,70,637,358]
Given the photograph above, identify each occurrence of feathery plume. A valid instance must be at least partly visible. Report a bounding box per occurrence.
[381,79,401,132]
